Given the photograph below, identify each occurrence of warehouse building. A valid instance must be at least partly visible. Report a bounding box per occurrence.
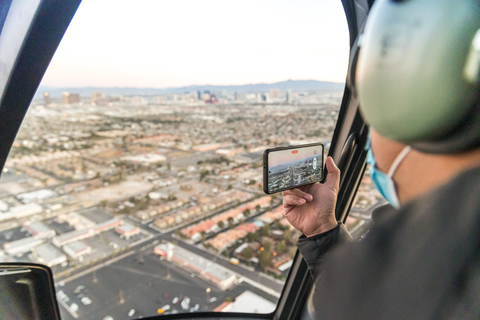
[31,243,67,267]
[154,242,236,290]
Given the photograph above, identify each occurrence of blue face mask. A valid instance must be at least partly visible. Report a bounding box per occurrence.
[366,141,411,209]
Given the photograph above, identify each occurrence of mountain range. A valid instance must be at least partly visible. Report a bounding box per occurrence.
[36,79,344,99]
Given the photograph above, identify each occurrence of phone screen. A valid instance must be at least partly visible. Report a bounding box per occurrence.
[266,144,324,194]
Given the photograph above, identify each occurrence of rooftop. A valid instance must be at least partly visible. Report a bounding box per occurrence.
[64,240,90,253]
[215,290,276,313]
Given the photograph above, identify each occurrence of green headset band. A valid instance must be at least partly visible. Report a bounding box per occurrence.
[348,0,480,154]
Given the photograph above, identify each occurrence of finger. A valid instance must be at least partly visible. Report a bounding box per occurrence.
[289,188,313,202]
[325,156,340,193]
[283,194,306,207]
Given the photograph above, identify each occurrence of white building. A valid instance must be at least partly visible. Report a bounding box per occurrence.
[52,218,123,247]
[0,200,8,212]
[17,189,57,203]
[3,237,44,255]
[115,223,140,239]
[31,243,67,267]
[214,290,276,313]
[63,241,92,259]
[0,203,43,221]
[23,221,55,239]
[52,229,93,247]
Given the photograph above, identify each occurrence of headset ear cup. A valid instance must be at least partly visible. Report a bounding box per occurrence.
[356,0,480,153]
[411,94,480,153]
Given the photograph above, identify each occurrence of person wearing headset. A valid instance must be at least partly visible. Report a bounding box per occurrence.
[283,0,480,318]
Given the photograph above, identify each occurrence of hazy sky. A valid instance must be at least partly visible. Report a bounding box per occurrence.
[40,0,349,88]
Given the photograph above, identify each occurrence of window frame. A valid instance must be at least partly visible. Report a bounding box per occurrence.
[0,0,373,319]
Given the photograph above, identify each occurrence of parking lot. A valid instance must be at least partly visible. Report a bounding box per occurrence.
[58,245,277,319]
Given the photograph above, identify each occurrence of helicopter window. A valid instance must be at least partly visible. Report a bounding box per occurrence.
[0,0,349,318]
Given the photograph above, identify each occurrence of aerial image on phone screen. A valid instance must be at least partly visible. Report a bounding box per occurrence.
[267,146,323,193]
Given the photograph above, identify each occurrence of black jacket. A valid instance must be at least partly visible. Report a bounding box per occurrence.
[297,165,480,319]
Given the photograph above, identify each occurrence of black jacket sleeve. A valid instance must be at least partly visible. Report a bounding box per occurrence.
[297,222,353,283]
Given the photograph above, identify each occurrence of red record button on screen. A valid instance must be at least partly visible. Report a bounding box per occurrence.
[292,150,298,154]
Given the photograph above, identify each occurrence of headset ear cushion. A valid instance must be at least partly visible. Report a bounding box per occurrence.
[411,95,480,154]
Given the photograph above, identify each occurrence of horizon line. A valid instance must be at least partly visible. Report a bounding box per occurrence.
[38,79,345,90]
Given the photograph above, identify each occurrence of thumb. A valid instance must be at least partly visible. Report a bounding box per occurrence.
[325,156,340,192]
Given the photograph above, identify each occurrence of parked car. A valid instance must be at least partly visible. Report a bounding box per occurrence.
[81,297,92,305]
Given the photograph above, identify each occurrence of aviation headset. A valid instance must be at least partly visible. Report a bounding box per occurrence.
[349,0,480,153]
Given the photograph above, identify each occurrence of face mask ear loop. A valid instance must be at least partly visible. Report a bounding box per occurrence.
[387,146,412,178]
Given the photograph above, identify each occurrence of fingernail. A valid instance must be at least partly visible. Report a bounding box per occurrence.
[298,199,305,204]
[306,195,313,201]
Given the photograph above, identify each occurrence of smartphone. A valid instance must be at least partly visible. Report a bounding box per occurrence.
[263,142,324,194]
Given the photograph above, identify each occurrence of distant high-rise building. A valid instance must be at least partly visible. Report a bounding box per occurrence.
[197,90,202,100]
[286,89,292,103]
[269,89,280,100]
[235,92,246,101]
[62,92,80,105]
[91,92,106,105]
[43,92,51,106]
[261,93,270,102]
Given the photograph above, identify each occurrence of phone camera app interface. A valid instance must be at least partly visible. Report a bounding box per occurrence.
[268,146,323,193]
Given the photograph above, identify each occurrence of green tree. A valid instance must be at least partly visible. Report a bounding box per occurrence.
[199,170,208,181]
[262,239,271,251]
[217,221,225,228]
[283,228,292,243]
[259,250,272,270]
[246,232,259,243]
[260,224,271,236]
[227,217,235,229]
[274,220,283,230]
[255,204,261,212]
[242,247,253,259]
[276,241,287,254]
[243,209,251,217]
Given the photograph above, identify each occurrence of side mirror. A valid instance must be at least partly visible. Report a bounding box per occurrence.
[0,263,61,320]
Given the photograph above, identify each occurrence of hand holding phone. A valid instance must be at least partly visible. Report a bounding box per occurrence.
[282,156,340,237]
[263,143,324,194]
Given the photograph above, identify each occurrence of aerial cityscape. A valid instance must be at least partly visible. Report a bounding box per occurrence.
[0,83,383,319]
